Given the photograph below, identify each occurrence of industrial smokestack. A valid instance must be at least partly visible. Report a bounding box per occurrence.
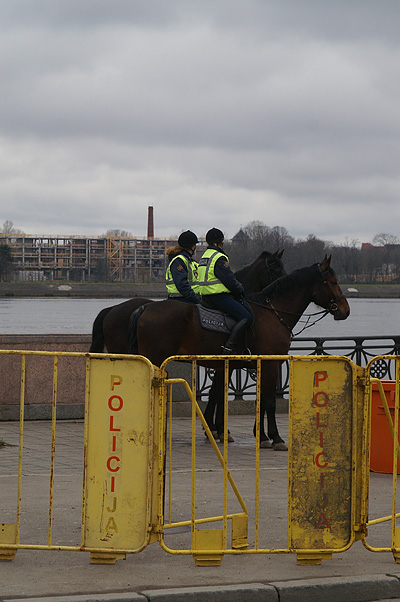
[147,206,154,239]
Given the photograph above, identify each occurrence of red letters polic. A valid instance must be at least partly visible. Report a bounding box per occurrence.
[313,370,330,530]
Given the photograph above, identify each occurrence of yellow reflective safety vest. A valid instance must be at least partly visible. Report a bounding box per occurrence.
[197,248,230,295]
[165,254,200,296]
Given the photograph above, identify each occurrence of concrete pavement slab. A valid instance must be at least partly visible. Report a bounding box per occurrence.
[1,416,400,602]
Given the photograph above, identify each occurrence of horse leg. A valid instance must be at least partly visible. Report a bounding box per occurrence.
[207,369,234,443]
[203,373,218,436]
[253,394,271,448]
[253,362,288,451]
[263,389,287,451]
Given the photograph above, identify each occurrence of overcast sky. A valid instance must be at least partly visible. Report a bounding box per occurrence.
[1,1,399,245]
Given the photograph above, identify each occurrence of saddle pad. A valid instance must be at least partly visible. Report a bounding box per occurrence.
[196,305,235,334]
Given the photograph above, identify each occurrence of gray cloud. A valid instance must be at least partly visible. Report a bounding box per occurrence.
[1,1,399,244]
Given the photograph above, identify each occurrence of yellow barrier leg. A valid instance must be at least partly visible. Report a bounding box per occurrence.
[89,552,127,565]
[192,529,224,566]
[296,552,333,565]
[232,514,248,550]
[392,527,400,563]
[0,524,18,561]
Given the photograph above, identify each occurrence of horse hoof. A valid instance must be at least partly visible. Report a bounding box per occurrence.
[219,432,234,443]
[204,429,218,438]
[273,442,288,451]
[260,440,272,449]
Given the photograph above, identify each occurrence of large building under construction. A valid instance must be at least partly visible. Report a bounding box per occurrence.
[0,207,202,282]
[0,234,179,282]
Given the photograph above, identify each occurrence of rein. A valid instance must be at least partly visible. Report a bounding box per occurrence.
[249,298,330,338]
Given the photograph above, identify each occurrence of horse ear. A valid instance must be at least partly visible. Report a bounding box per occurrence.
[321,254,332,270]
[278,249,284,258]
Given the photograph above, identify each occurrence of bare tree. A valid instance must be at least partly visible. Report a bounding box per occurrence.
[373,233,399,246]
[103,229,132,237]
[334,238,361,283]
[1,220,24,234]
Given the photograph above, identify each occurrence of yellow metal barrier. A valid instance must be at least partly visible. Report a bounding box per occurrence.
[158,354,365,566]
[1,350,400,567]
[0,350,162,564]
[362,356,400,563]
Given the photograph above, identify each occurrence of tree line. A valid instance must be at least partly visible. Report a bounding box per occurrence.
[224,222,400,284]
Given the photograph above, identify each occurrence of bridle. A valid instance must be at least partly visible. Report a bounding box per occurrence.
[265,256,286,283]
[318,265,346,316]
[249,263,346,338]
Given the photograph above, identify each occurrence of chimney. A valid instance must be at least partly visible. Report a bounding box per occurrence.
[147,206,154,239]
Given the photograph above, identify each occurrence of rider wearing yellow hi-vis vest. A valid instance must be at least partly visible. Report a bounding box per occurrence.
[166,230,200,304]
[198,228,253,354]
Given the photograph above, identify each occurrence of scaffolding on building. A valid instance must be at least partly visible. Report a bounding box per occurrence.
[0,234,179,283]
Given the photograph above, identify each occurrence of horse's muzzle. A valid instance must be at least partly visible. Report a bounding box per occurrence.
[332,303,350,320]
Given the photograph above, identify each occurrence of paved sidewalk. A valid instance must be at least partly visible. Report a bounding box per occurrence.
[1,415,400,602]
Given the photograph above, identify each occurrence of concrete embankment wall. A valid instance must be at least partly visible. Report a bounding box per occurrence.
[0,335,259,420]
[2,281,400,298]
[0,335,91,420]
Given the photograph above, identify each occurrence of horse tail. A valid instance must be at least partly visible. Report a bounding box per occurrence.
[128,305,146,354]
[89,306,113,352]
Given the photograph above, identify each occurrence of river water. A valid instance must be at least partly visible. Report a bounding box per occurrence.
[0,297,399,338]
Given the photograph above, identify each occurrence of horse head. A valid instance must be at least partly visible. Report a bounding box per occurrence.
[256,249,286,290]
[236,250,286,294]
[266,249,286,280]
[312,255,350,321]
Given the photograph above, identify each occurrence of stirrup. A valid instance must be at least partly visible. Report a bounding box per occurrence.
[221,345,251,356]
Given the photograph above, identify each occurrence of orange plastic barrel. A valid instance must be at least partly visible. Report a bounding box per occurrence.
[370,381,400,474]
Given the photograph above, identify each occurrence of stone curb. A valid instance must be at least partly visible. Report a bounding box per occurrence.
[141,583,276,602]
[0,595,147,602]
[2,575,400,602]
[270,574,400,602]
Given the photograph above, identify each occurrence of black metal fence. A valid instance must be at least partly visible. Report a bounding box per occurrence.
[196,335,400,400]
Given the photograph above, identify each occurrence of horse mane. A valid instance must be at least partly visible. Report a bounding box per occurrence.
[248,263,323,303]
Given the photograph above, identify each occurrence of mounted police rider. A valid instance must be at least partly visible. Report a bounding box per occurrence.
[198,227,253,354]
[166,230,200,303]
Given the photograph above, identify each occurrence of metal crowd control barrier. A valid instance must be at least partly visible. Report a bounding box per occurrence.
[0,350,162,564]
[160,354,366,566]
[1,350,400,566]
[363,355,400,561]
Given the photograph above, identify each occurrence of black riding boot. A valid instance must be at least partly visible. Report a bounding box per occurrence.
[221,319,250,354]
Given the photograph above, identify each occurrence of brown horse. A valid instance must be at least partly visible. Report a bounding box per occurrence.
[89,250,286,442]
[89,250,285,354]
[129,256,350,449]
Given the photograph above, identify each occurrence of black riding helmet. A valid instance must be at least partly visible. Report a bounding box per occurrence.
[206,228,224,245]
[178,230,198,248]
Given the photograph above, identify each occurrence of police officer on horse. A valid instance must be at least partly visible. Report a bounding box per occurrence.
[166,230,200,303]
[198,227,253,354]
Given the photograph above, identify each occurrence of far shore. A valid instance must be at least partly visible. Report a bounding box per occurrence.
[1,281,400,299]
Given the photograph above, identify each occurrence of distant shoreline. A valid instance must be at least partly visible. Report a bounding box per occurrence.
[0,282,166,299]
[1,282,400,299]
